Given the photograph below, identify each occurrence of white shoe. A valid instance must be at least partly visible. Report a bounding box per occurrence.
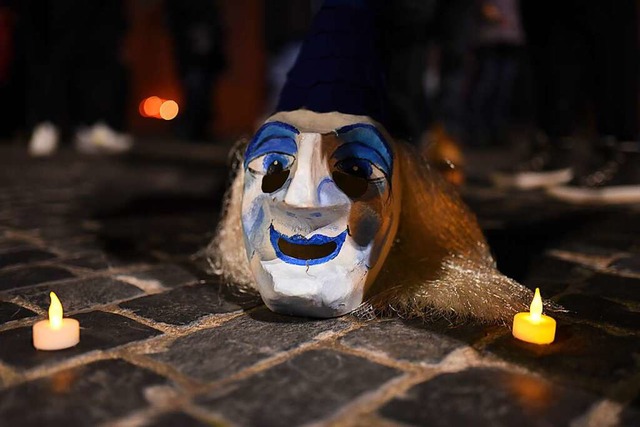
[75,122,133,155]
[28,122,59,157]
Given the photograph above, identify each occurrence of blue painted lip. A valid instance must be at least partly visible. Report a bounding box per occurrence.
[269,225,348,266]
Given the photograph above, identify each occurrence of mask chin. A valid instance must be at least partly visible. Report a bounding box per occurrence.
[251,246,368,318]
[263,295,358,318]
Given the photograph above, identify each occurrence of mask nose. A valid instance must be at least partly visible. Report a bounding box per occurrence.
[283,133,349,208]
[270,202,350,231]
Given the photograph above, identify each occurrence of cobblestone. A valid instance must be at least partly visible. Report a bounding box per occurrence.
[0,301,37,324]
[0,240,37,253]
[557,294,640,331]
[0,265,75,291]
[339,319,464,364]
[0,249,57,269]
[378,368,597,426]
[115,264,200,289]
[580,273,640,303]
[0,145,638,426]
[523,256,595,297]
[621,403,640,427]
[0,359,169,426]
[10,276,144,312]
[58,252,130,271]
[485,322,640,395]
[151,308,350,383]
[608,255,640,275]
[119,283,250,326]
[149,412,211,427]
[558,231,640,255]
[197,349,401,426]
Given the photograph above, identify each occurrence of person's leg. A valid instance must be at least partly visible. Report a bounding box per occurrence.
[489,46,520,142]
[467,47,501,146]
[519,0,548,135]
[72,0,127,130]
[377,0,436,143]
[166,0,226,141]
[21,0,47,130]
[22,0,79,155]
[434,0,474,139]
[548,0,640,203]
[22,0,75,130]
[492,0,592,189]
[382,42,429,143]
[591,0,638,143]
[542,3,589,141]
[69,0,131,154]
[521,0,589,140]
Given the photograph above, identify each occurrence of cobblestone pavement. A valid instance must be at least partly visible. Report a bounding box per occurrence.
[0,143,639,426]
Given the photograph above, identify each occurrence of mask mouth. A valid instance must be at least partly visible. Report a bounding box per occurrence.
[269,225,347,266]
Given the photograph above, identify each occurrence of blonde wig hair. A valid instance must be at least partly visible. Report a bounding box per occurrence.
[208,140,536,323]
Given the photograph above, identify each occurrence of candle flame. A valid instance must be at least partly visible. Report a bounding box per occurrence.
[49,291,63,330]
[530,288,543,322]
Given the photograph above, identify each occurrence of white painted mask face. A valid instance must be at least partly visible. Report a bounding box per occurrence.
[241,111,401,317]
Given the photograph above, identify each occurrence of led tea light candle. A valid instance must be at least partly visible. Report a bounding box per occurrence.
[33,292,80,351]
[512,288,556,345]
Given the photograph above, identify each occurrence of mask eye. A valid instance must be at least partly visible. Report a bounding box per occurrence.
[247,153,295,193]
[332,158,386,198]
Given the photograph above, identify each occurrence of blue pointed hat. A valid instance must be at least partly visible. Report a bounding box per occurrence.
[276,0,388,128]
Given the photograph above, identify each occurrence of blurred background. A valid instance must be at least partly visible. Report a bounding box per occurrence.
[0,0,271,144]
[0,0,638,175]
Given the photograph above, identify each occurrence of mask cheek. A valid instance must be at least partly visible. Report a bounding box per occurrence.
[348,203,382,247]
[347,192,397,264]
[241,191,272,259]
[242,202,263,238]
[242,172,261,196]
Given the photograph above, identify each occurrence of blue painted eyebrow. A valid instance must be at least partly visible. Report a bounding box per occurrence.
[244,121,299,168]
[334,124,393,175]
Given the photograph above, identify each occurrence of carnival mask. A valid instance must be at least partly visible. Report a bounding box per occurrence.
[240,110,401,317]
[209,0,535,323]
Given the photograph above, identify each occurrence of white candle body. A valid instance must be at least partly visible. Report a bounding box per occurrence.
[32,318,80,350]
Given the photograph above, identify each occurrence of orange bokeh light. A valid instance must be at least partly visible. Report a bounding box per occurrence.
[159,100,179,120]
[140,96,163,118]
[139,96,179,120]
